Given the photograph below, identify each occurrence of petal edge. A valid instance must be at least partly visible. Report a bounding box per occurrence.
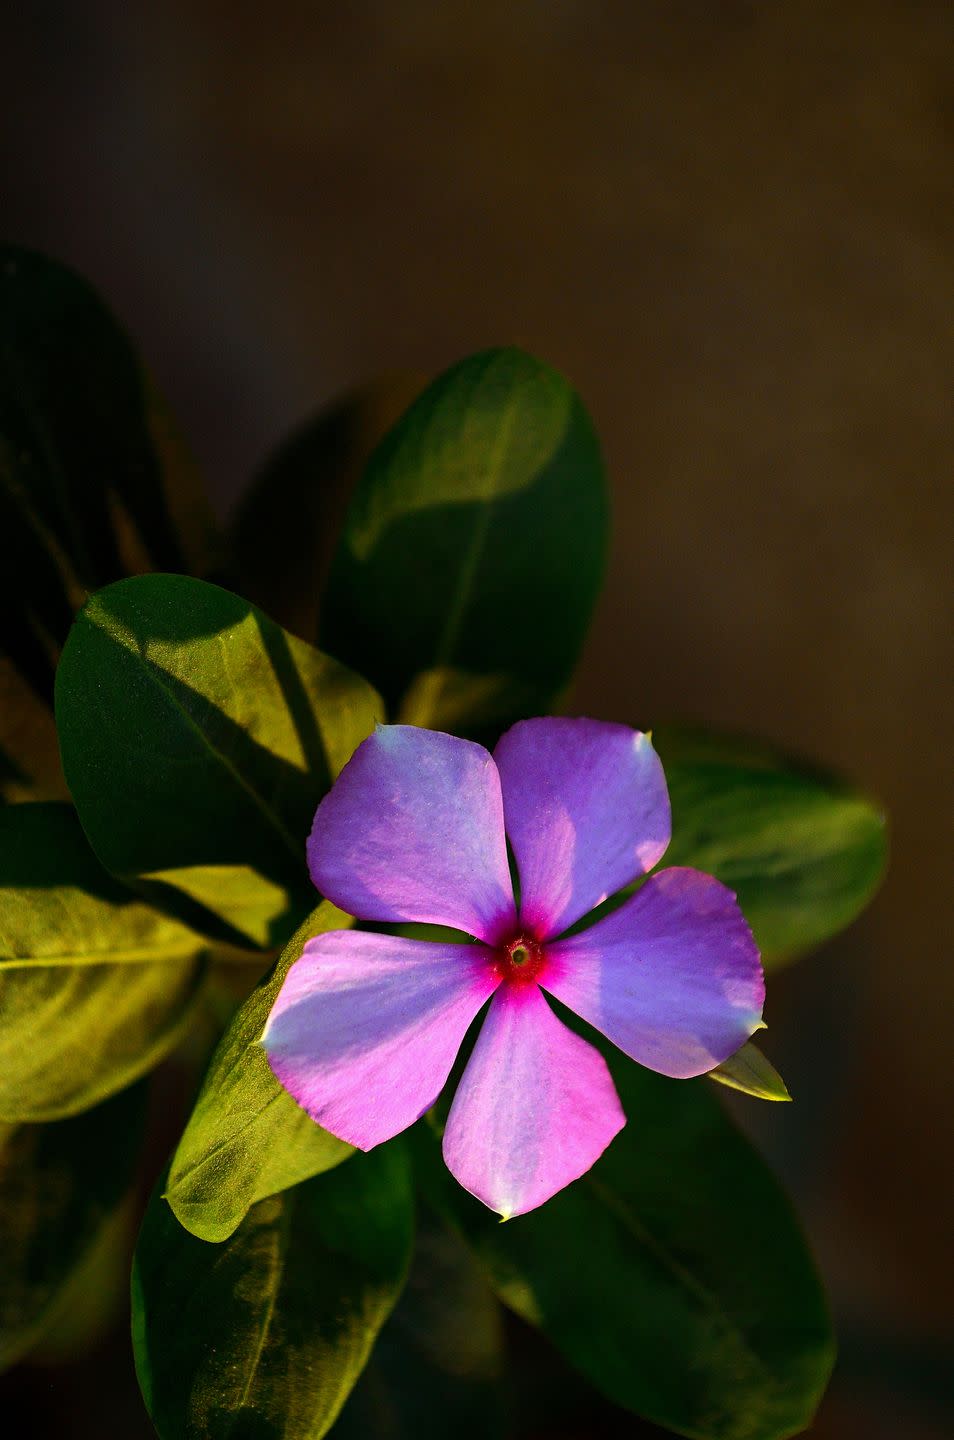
[494,717,670,939]
[544,867,765,1079]
[442,985,625,1218]
[308,724,516,942]
[264,929,500,1149]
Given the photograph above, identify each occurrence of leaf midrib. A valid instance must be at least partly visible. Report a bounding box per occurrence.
[0,940,202,969]
[584,1173,774,1394]
[88,601,304,867]
[428,359,523,677]
[232,1191,295,1426]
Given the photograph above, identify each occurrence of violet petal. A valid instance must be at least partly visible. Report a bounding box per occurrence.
[442,984,625,1218]
[544,867,765,1079]
[308,725,516,943]
[263,929,500,1149]
[494,716,670,939]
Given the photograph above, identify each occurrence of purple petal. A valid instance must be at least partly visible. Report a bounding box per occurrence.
[543,867,765,1079]
[493,717,671,939]
[263,930,500,1149]
[308,725,516,943]
[442,985,625,1218]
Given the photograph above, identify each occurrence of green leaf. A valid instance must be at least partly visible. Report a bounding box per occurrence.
[232,375,426,641]
[0,245,215,798]
[0,803,207,1121]
[55,573,382,947]
[709,1041,792,1102]
[655,728,888,966]
[0,1081,145,1371]
[335,1208,506,1440]
[415,1059,833,1440]
[21,1196,131,1364]
[165,903,353,1243]
[133,1143,413,1440]
[321,347,608,737]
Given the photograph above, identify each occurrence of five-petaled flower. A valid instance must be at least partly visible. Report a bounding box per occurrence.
[263,718,765,1218]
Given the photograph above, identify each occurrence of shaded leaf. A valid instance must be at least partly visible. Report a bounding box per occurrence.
[709,1041,791,1102]
[133,1143,413,1440]
[55,573,382,947]
[0,1082,145,1371]
[22,1194,132,1364]
[335,1207,506,1440]
[415,1055,833,1440]
[233,375,426,640]
[0,245,214,797]
[0,803,207,1120]
[321,347,608,737]
[655,728,888,966]
[166,903,353,1243]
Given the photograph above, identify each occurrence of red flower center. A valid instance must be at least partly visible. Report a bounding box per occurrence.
[492,933,547,987]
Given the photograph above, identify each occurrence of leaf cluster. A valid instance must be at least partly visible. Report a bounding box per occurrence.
[0,248,886,1439]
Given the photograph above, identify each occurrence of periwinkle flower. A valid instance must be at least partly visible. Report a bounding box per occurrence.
[264,719,764,1218]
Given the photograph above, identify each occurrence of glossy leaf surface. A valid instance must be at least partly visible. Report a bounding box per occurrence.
[655,729,887,965]
[55,574,382,946]
[0,1083,145,1371]
[0,803,206,1120]
[321,348,608,736]
[416,1056,833,1440]
[133,1144,413,1440]
[165,903,353,1242]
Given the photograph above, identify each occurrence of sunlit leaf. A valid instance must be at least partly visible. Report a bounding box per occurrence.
[55,573,382,947]
[0,803,207,1121]
[133,1143,413,1440]
[709,1040,791,1102]
[654,728,888,966]
[321,348,608,738]
[0,1082,145,1372]
[415,1055,833,1440]
[165,903,352,1243]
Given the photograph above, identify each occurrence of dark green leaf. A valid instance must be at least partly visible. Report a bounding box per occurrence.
[233,375,426,641]
[334,1207,506,1440]
[18,1192,131,1364]
[165,903,353,1243]
[133,1143,413,1440]
[415,1058,833,1440]
[0,803,207,1120]
[55,573,382,947]
[656,728,888,965]
[321,347,608,737]
[0,245,215,797]
[0,1082,145,1371]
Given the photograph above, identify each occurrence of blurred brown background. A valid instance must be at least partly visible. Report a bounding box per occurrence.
[3,2,952,1436]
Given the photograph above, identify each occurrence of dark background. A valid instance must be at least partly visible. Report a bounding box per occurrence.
[3,3,952,1437]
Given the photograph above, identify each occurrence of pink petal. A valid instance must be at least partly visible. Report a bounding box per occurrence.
[442,985,625,1218]
[263,930,500,1149]
[493,717,670,940]
[544,867,765,1079]
[308,725,516,943]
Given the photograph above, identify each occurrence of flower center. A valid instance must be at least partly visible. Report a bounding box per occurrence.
[493,934,547,987]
